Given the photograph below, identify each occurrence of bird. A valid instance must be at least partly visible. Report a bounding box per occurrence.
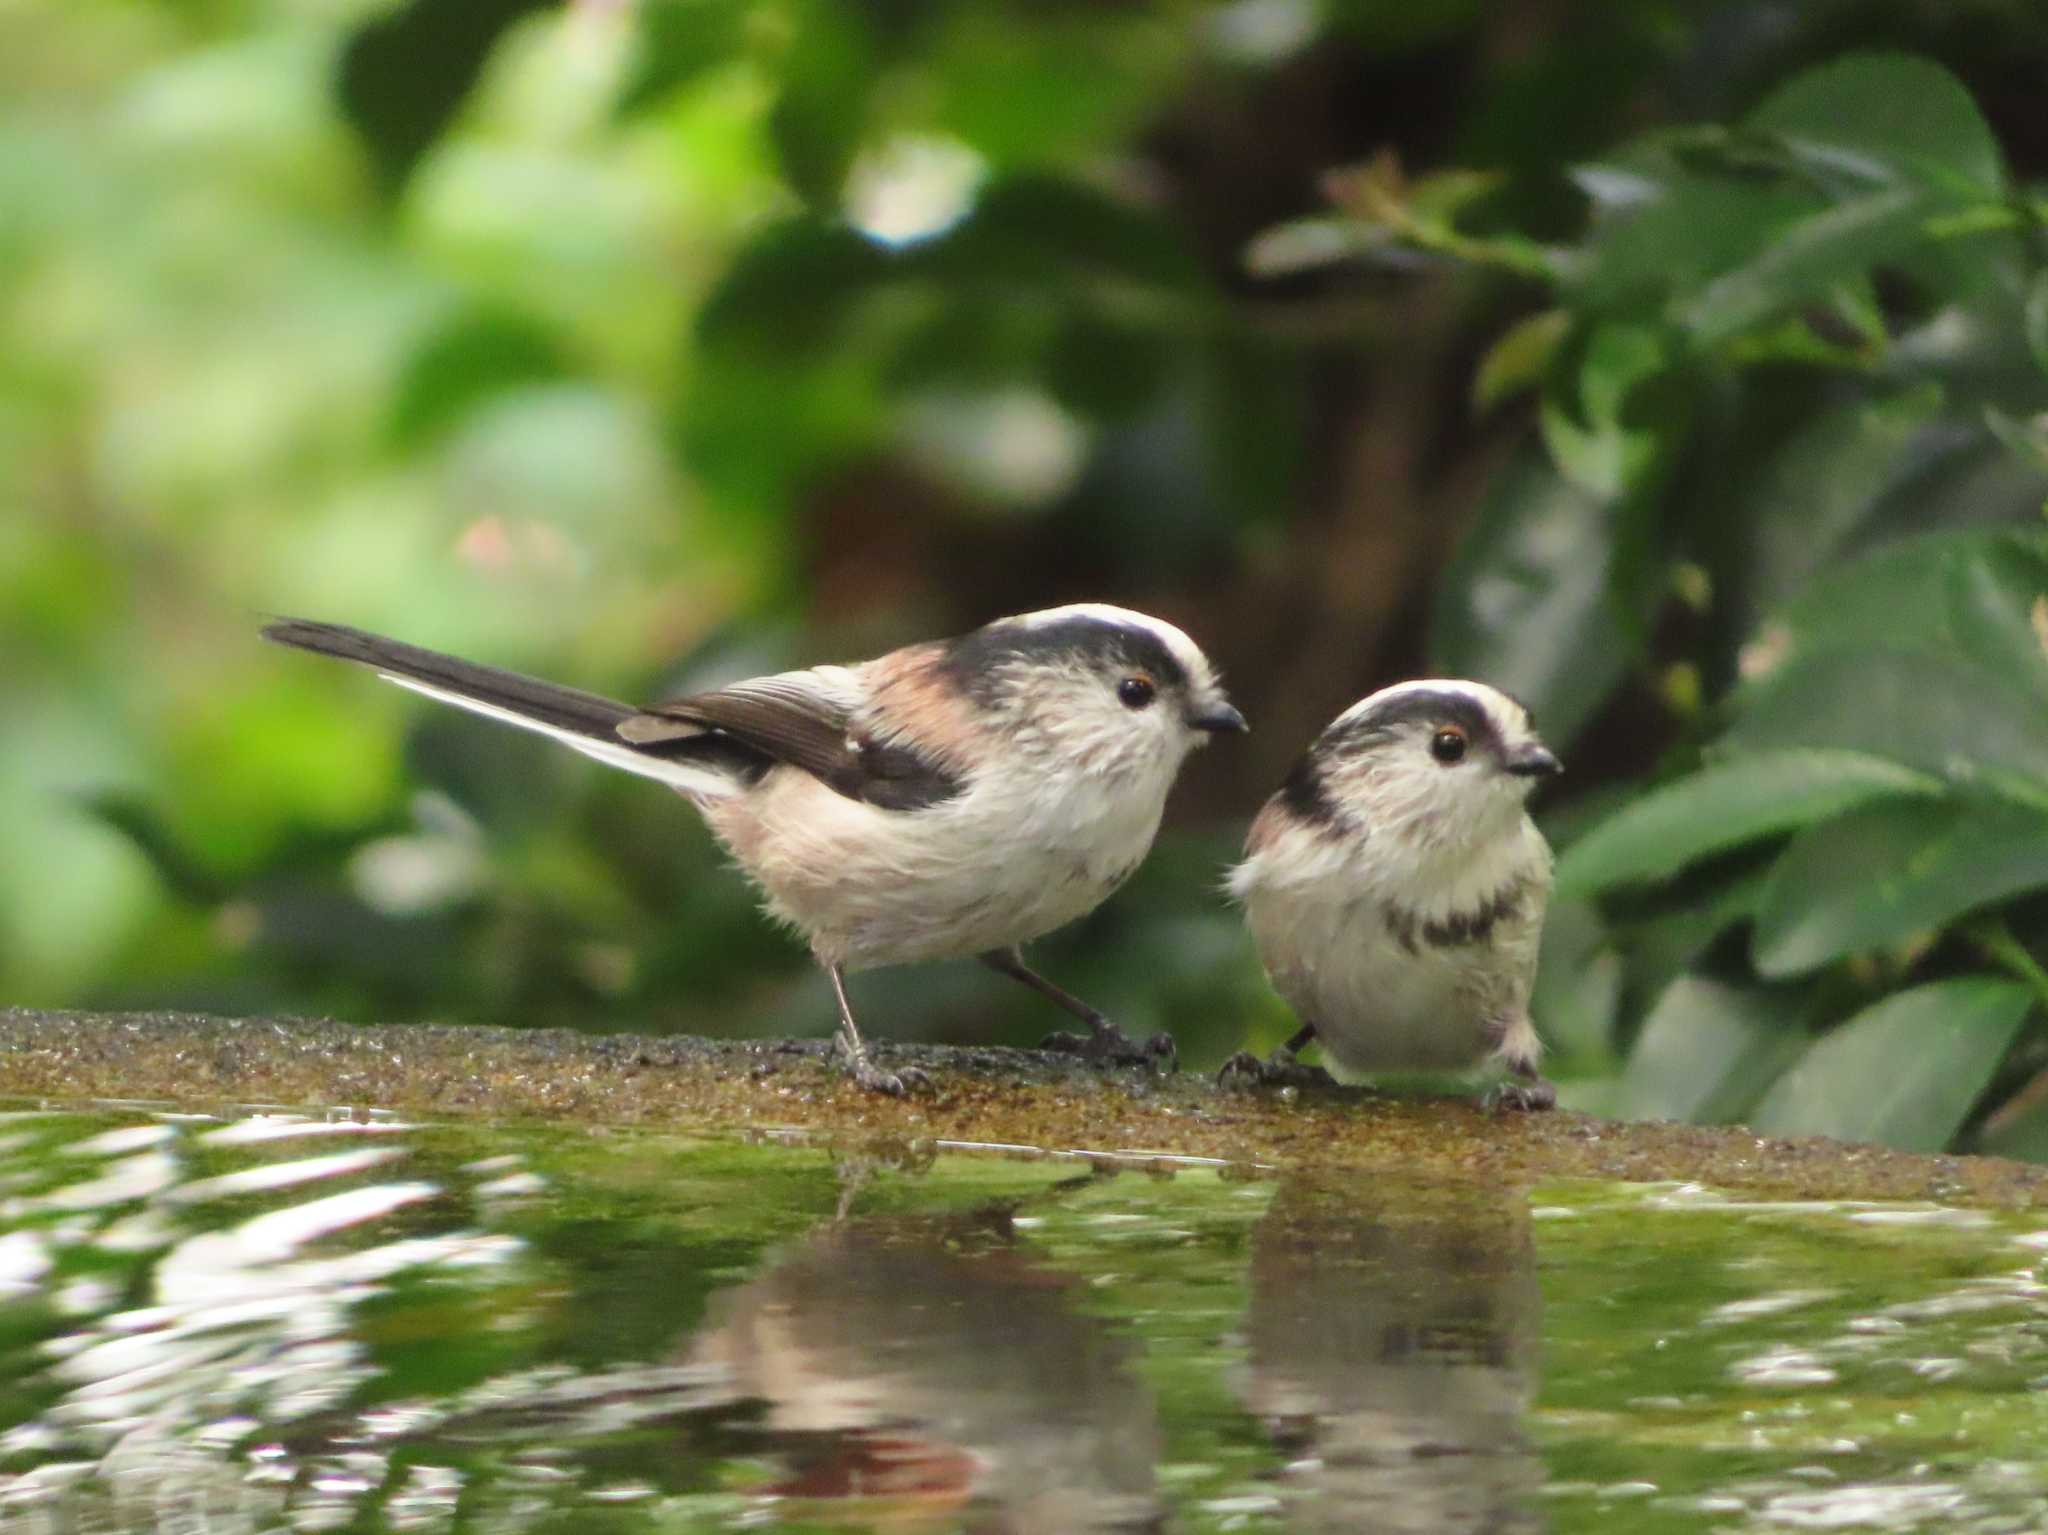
[262,606,1247,1094]
[1219,680,1560,1109]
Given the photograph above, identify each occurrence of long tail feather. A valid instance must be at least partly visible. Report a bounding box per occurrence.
[261,618,744,797]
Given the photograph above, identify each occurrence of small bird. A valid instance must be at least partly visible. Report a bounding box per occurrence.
[263,606,1246,1094]
[1221,680,1560,1109]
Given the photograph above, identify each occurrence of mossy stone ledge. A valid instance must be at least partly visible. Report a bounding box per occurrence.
[3,1006,2042,1206]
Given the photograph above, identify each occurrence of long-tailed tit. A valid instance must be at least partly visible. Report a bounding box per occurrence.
[264,606,1246,1094]
[1221,680,1560,1109]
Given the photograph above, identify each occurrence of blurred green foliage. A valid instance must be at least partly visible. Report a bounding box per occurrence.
[7,0,2048,1151]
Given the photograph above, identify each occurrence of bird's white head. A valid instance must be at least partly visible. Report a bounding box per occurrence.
[937,603,1246,777]
[1287,679,1559,848]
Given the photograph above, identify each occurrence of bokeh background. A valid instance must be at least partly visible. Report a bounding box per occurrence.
[9,0,2048,1152]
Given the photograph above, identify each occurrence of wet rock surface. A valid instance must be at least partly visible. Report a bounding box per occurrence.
[3,1006,2043,1205]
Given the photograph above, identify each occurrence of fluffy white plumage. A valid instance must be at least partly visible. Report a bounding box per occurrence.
[1227,679,1559,1104]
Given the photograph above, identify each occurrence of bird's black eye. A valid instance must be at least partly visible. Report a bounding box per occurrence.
[1117,676,1156,710]
[1430,727,1468,764]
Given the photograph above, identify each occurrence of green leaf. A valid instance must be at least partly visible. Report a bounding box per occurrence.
[1611,862,1773,1014]
[337,0,558,193]
[1429,450,1631,748]
[923,176,1202,293]
[767,1,876,203]
[1619,976,1813,1124]
[1555,749,1944,898]
[1764,531,2048,705]
[618,0,753,115]
[1753,796,2048,977]
[1712,387,1944,630]
[1473,309,1569,410]
[1748,978,2033,1150]
[1682,187,1935,344]
[1725,649,2048,800]
[1530,897,1620,1064]
[1538,321,1675,498]
[1406,166,1508,227]
[1243,215,1388,278]
[389,307,570,451]
[1043,311,1172,420]
[696,218,892,355]
[1984,406,2048,479]
[1746,54,2004,195]
[2027,269,2048,380]
[1574,165,1815,314]
[76,791,230,905]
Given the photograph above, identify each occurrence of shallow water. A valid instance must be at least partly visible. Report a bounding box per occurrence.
[0,1106,2046,1532]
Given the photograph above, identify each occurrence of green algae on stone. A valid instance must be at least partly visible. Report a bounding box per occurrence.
[6,1006,2048,1205]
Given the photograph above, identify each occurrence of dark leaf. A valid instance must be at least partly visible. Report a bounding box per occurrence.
[1753,796,2048,978]
[1537,321,1676,499]
[1574,169,1816,316]
[618,0,754,116]
[1712,387,1945,631]
[337,0,559,193]
[1555,749,1943,898]
[389,308,570,450]
[767,2,877,203]
[1611,861,1774,1018]
[1430,449,1631,749]
[696,218,893,356]
[1727,651,2048,797]
[1619,975,1813,1125]
[1745,53,2005,195]
[1473,309,1569,411]
[1748,978,2032,1150]
[1530,896,1620,1065]
[1682,187,1938,345]
[76,792,228,905]
[923,176,1202,294]
[2027,269,2048,380]
[1043,311,1173,421]
[1764,530,2048,702]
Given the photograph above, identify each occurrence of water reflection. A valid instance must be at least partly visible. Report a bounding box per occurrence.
[1241,1178,1544,1533]
[4,1108,2048,1533]
[690,1208,1164,1531]
[0,1110,526,1533]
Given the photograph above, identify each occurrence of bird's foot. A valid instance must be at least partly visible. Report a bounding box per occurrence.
[1217,1047,1335,1092]
[1041,1017,1178,1072]
[834,1032,931,1098]
[1485,1074,1557,1112]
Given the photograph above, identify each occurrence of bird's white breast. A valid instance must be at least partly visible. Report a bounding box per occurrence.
[703,747,1181,969]
[1233,811,1550,1077]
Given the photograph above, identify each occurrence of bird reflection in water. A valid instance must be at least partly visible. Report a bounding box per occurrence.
[688,1201,1165,1532]
[1240,1176,1545,1533]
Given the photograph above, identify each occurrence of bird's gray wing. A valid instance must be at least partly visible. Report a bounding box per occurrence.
[620,667,964,811]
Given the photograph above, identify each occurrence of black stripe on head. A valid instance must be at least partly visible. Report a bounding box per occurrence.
[1277,750,1340,828]
[939,614,1190,707]
[1325,686,1505,757]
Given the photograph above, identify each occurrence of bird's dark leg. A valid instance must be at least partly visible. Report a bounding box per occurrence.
[1218,1022,1335,1090]
[1483,1018,1556,1111]
[826,963,929,1097]
[980,947,1176,1070]
[1485,1053,1557,1113]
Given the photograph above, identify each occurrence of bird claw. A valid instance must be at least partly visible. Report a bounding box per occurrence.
[835,1034,932,1097]
[1216,1049,1334,1091]
[1486,1075,1557,1112]
[1041,1020,1178,1072]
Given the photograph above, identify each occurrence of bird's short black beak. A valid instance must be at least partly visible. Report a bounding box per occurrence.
[1506,744,1562,779]
[1189,702,1249,734]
